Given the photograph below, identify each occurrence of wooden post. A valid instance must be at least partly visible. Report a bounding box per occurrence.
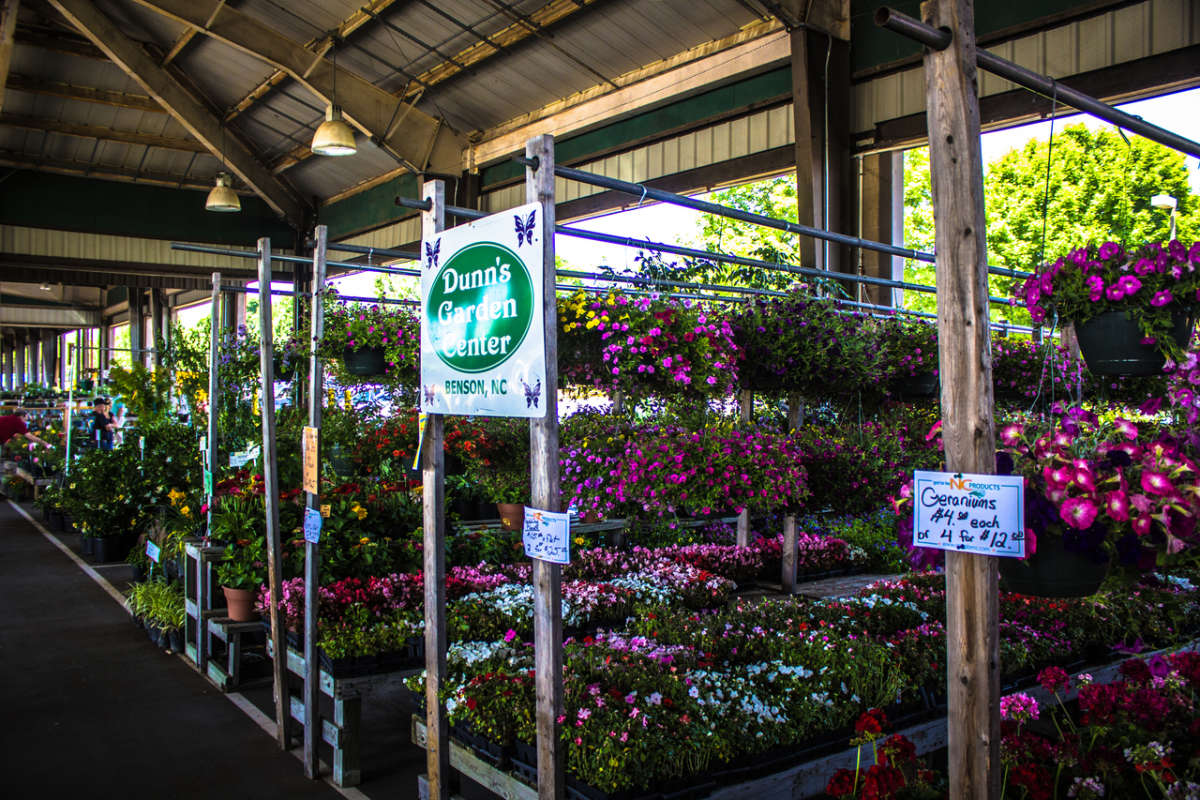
[257,241,289,752]
[922,1,1000,797]
[736,389,753,547]
[302,226,328,776]
[527,134,564,800]
[421,180,451,800]
[782,393,803,592]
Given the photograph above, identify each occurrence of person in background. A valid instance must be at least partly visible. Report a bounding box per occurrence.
[0,409,53,449]
[89,397,116,451]
[112,402,127,448]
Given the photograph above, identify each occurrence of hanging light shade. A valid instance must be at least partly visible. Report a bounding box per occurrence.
[311,105,357,156]
[205,172,241,212]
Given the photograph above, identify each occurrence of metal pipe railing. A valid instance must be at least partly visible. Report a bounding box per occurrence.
[874,6,1200,160]
[170,243,420,277]
[395,196,1020,307]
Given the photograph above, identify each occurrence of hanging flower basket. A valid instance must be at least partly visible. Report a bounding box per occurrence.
[999,534,1110,598]
[1075,310,1195,377]
[341,346,386,377]
[891,371,939,398]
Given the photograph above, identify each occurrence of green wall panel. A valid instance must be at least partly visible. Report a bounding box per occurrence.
[319,172,420,241]
[0,172,294,245]
[850,0,1119,74]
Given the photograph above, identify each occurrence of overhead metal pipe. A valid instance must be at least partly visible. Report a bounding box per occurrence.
[874,6,1200,159]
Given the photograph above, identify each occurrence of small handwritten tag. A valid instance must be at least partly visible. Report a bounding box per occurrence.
[202,469,213,498]
[522,507,570,564]
[912,470,1025,558]
[145,540,161,563]
[320,504,331,518]
[303,506,323,543]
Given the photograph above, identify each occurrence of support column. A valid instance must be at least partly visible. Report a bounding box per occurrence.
[149,289,168,366]
[128,289,146,367]
[43,333,58,389]
[858,151,905,307]
[98,322,110,377]
[27,331,40,387]
[15,332,26,389]
[2,337,11,390]
[790,27,851,274]
[220,289,245,336]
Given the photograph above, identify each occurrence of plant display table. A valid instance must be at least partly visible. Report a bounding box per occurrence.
[182,541,226,676]
[205,617,267,691]
[267,638,422,787]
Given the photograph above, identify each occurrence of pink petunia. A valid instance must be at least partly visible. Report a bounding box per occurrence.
[1104,490,1130,522]
[1150,290,1174,307]
[1060,496,1099,530]
[1140,471,1175,497]
[1112,418,1138,440]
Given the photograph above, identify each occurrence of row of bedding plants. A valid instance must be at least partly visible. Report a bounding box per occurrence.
[403,570,1200,796]
[249,534,864,676]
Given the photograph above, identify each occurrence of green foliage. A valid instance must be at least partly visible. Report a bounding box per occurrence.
[127,578,185,632]
[986,125,1197,272]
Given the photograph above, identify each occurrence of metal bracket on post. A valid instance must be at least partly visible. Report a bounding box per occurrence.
[421,181,451,800]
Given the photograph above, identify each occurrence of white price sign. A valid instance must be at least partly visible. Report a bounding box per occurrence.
[913,470,1026,558]
[522,507,570,564]
[419,202,546,418]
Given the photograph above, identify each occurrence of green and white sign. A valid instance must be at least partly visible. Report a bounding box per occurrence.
[420,201,546,418]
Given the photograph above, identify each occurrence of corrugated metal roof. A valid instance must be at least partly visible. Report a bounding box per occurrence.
[5,0,777,209]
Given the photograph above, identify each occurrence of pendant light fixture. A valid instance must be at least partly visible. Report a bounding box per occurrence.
[206,125,241,212]
[205,172,241,212]
[311,46,356,157]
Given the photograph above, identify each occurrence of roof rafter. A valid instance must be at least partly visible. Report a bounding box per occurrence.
[126,0,463,174]
[0,0,17,111]
[0,112,205,151]
[45,0,306,228]
[0,148,212,190]
[6,73,165,112]
[225,0,407,125]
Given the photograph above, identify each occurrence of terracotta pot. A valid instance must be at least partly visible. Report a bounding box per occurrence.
[222,586,258,622]
[496,503,525,532]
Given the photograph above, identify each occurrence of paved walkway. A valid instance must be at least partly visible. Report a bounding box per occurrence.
[0,499,348,800]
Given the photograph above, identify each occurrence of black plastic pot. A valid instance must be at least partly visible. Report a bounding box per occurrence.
[91,533,135,564]
[81,535,95,557]
[341,346,387,377]
[1075,310,1195,376]
[167,628,183,653]
[999,535,1111,597]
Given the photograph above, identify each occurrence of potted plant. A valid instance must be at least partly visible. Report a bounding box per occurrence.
[462,416,531,530]
[1018,240,1200,375]
[320,289,420,385]
[876,314,939,397]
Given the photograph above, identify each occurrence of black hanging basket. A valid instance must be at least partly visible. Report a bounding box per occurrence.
[999,535,1110,598]
[891,371,939,398]
[341,346,387,377]
[1075,310,1195,377]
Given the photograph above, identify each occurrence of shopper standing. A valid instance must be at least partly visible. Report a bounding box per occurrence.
[89,398,116,451]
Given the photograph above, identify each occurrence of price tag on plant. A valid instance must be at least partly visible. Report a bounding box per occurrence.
[302,426,319,495]
[145,540,161,563]
[522,507,570,564]
[303,506,323,543]
[912,470,1026,558]
[202,468,213,498]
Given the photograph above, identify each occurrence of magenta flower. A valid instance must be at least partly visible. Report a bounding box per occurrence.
[1037,666,1070,693]
[1105,284,1125,301]
[1060,496,1099,530]
[1044,465,1073,490]
[1104,490,1130,522]
[1086,275,1105,301]
[1113,418,1138,440]
[1140,471,1175,497]
[1116,275,1142,296]
[1000,423,1024,446]
[1150,289,1174,307]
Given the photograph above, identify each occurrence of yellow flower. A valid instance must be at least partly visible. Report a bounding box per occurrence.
[573,536,585,545]
[359,536,370,545]
[355,507,367,520]
[180,506,191,518]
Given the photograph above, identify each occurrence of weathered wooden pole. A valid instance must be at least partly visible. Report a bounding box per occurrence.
[736,389,753,547]
[421,180,451,800]
[782,393,804,592]
[256,240,289,752]
[527,133,565,800]
[302,226,328,776]
[923,0,999,797]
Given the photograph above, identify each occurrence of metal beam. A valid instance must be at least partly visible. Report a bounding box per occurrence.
[0,252,284,286]
[225,0,406,124]
[126,0,464,175]
[13,24,106,60]
[5,73,165,112]
[0,112,206,151]
[46,0,307,228]
[0,148,211,190]
[0,0,18,112]
[0,304,101,328]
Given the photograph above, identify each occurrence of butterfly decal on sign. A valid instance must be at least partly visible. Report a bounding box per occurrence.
[514,210,537,246]
[423,384,436,405]
[520,378,541,409]
[424,239,441,271]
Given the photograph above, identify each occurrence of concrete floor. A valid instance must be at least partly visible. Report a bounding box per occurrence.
[0,498,428,799]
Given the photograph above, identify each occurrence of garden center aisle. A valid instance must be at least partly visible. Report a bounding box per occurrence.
[0,500,345,800]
